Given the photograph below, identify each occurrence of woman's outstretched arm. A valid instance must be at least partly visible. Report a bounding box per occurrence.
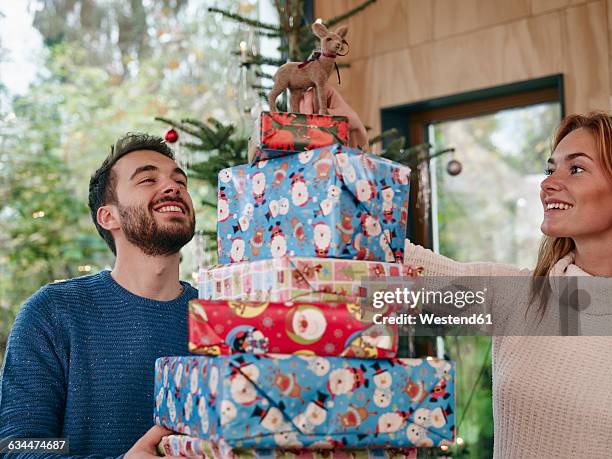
[404,240,528,277]
[403,240,532,335]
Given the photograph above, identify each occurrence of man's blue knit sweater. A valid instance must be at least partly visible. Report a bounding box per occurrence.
[0,270,197,458]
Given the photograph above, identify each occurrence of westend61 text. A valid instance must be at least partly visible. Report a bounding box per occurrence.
[372,287,487,309]
[373,313,493,326]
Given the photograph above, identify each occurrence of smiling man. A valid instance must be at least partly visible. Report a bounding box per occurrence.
[0,133,198,458]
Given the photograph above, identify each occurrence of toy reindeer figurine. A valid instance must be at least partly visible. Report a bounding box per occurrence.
[268,22,348,115]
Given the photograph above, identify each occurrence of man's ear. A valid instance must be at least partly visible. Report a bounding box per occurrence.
[97,205,120,231]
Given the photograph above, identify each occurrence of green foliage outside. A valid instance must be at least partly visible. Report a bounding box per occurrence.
[433,103,561,267]
[0,0,252,361]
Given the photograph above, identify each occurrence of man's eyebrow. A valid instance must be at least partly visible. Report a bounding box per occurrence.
[174,167,188,180]
[546,152,593,165]
[130,165,158,180]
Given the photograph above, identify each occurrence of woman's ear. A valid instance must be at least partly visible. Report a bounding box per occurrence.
[335,25,348,38]
[97,205,120,231]
[312,22,329,39]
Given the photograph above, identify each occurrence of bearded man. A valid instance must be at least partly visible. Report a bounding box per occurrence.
[0,134,197,458]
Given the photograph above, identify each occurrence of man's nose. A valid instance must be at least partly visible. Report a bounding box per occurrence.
[161,178,181,196]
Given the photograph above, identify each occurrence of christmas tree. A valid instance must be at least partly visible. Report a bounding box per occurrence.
[156,0,455,186]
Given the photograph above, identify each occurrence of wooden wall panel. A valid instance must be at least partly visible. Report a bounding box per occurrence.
[500,12,563,82]
[432,0,530,39]
[405,0,435,46]
[530,0,588,15]
[313,0,433,61]
[314,0,610,129]
[561,1,609,113]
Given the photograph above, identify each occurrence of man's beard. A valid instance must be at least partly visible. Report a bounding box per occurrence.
[118,202,195,256]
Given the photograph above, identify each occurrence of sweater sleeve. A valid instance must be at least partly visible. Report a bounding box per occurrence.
[404,240,532,334]
[404,240,527,277]
[0,289,120,459]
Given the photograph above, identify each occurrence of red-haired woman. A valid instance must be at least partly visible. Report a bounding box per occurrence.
[406,112,612,458]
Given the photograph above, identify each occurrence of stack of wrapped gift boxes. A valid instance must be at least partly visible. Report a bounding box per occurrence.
[154,111,456,458]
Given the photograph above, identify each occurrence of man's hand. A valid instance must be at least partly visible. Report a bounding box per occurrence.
[299,86,369,151]
[124,425,183,459]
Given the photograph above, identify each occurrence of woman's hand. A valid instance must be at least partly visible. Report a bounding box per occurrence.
[299,86,369,151]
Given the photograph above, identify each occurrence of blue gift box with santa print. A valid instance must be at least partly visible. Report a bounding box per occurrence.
[154,354,455,450]
[216,144,410,264]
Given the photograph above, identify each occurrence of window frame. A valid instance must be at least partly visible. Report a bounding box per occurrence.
[380,74,565,248]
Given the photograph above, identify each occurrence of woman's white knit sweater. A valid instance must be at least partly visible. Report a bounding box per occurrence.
[404,241,612,459]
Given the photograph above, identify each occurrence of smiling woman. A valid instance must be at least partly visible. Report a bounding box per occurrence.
[403,111,612,458]
[535,113,612,297]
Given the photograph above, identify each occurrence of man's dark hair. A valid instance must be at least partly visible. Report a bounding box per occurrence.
[88,133,175,255]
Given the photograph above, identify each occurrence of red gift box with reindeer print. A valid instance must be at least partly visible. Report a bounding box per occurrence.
[188,299,398,359]
[217,144,410,264]
[249,111,350,162]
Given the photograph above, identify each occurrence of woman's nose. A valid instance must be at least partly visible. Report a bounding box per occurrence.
[541,174,563,193]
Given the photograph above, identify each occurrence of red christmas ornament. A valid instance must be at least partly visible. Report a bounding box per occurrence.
[165,128,179,143]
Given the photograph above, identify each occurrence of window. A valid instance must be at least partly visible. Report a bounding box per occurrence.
[429,101,561,267]
[383,77,563,455]
[382,75,564,267]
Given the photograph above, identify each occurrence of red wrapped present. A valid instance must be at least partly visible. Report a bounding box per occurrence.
[248,111,349,162]
[188,299,398,359]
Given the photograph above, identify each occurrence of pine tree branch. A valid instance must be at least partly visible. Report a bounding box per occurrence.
[369,128,399,145]
[397,147,455,169]
[401,143,431,157]
[155,116,202,138]
[207,7,280,32]
[206,117,236,137]
[251,84,273,91]
[181,141,208,151]
[421,147,455,162]
[255,70,274,80]
[200,199,217,209]
[258,30,283,38]
[195,229,217,238]
[324,0,377,28]
[249,55,286,67]
[182,119,218,144]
